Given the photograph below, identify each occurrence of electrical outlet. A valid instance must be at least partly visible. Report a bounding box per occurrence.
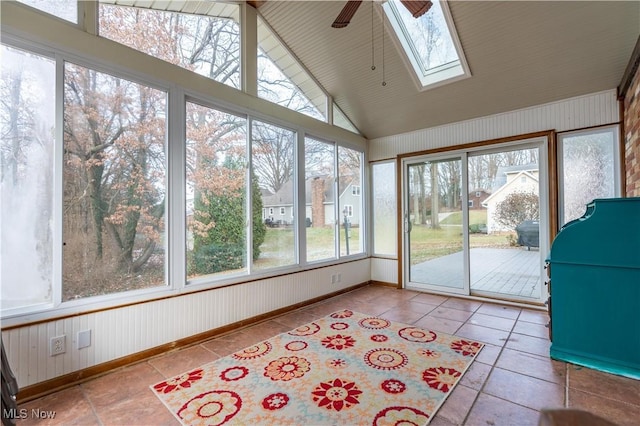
[77,330,91,349]
[50,335,66,356]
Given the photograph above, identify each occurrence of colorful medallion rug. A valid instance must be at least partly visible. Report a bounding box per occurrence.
[151,310,484,425]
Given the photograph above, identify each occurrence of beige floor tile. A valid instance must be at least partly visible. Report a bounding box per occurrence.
[483,367,565,411]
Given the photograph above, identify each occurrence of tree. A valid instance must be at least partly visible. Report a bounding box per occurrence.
[63,63,166,282]
[494,192,539,230]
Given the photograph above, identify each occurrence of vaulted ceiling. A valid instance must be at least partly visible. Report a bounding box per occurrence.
[257,1,639,139]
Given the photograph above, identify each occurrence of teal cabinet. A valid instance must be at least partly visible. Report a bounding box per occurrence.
[547,198,640,379]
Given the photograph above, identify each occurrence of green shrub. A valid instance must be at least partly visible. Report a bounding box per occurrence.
[191,244,244,274]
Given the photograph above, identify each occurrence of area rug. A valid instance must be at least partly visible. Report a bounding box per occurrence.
[151,310,484,425]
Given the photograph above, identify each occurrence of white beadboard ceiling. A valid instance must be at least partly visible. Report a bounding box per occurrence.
[258,1,639,139]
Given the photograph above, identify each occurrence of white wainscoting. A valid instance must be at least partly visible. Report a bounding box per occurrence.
[371,258,399,285]
[369,90,620,161]
[2,260,370,388]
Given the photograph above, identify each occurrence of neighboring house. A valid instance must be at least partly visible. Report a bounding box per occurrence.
[262,175,361,227]
[482,165,539,233]
[468,190,490,210]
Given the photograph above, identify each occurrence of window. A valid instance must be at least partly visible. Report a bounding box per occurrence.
[269,208,274,215]
[372,162,396,256]
[383,0,469,89]
[1,45,56,311]
[63,62,167,301]
[338,147,363,256]
[257,17,327,121]
[305,137,336,262]
[17,0,77,23]
[475,191,481,198]
[558,125,621,226]
[186,101,247,280]
[99,2,241,89]
[352,186,361,196]
[252,120,297,270]
[333,104,359,134]
[468,200,474,208]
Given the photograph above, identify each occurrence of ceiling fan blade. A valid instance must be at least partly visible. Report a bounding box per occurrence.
[400,0,432,18]
[331,0,363,28]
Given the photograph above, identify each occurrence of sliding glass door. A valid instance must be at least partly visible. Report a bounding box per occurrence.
[403,139,548,304]
[405,157,468,294]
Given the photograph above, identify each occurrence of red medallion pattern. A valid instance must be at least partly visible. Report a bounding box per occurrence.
[321,334,356,350]
[152,310,483,425]
[422,367,462,393]
[177,390,241,425]
[261,393,289,411]
[330,310,353,319]
[311,378,363,411]
[220,366,248,382]
[359,317,391,329]
[450,339,482,357]
[399,327,437,343]
[373,406,430,426]
[233,342,271,360]
[154,369,203,394]
[330,322,349,330]
[364,348,409,370]
[381,379,406,394]
[264,356,311,381]
[288,322,321,336]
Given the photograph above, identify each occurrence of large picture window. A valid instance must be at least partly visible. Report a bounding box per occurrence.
[305,137,336,262]
[338,146,364,256]
[186,101,247,280]
[372,161,397,256]
[1,45,56,311]
[63,62,167,301]
[252,120,297,271]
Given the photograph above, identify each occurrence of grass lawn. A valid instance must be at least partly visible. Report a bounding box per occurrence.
[255,226,362,268]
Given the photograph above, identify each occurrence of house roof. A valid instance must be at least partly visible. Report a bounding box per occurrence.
[261,174,357,207]
[482,170,539,207]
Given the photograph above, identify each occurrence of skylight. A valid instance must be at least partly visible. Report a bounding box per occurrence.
[383,0,470,89]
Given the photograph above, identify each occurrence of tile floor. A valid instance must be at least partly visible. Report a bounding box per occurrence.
[16,284,640,425]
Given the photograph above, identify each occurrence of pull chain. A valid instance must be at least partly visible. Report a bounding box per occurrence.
[381,6,386,86]
[371,0,376,71]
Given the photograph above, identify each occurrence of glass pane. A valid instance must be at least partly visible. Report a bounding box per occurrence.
[408,159,464,289]
[338,146,363,256]
[63,62,167,301]
[372,162,396,256]
[389,0,458,71]
[333,104,359,134]
[468,148,542,300]
[560,128,618,225]
[252,120,296,270]
[99,4,241,89]
[304,137,336,262]
[257,17,326,121]
[1,45,55,310]
[17,0,77,23]
[186,102,247,279]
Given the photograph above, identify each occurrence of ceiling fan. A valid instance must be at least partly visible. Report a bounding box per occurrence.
[331,0,432,28]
